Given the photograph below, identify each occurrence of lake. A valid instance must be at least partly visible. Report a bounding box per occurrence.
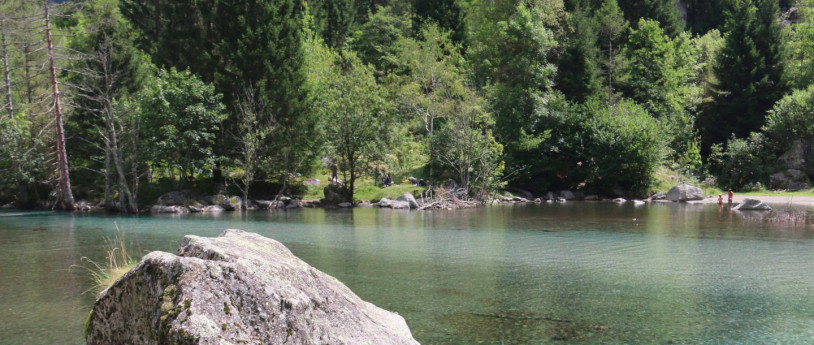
[1,202,814,344]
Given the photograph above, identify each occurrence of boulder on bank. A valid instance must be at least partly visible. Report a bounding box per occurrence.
[202,205,224,213]
[209,194,242,211]
[322,184,349,205]
[396,193,420,209]
[650,191,667,201]
[769,169,811,191]
[733,198,772,211]
[666,184,704,202]
[86,229,419,345]
[378,197,410,209]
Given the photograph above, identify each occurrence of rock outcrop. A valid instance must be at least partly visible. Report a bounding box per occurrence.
[666,184,704,202]
[733,198,772,211]
[559,190,576,200]
[86,229,419,345]
[321,184,348,206]
[378,197,410,209]
[157,191,189,206]
[769,169,811,191]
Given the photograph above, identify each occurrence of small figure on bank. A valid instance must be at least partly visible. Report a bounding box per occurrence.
[718,194,723,205]
[331,163,338,183]
[383,176,391,187]
[727,189,734,206]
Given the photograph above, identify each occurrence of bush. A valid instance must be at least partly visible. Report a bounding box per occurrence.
[582,100,665,196]
[763,84,814,152]
[708,133,775,189]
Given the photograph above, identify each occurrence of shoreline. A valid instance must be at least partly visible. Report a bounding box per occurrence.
[687,195,814,207]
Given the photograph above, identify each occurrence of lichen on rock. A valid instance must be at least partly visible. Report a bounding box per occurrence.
[85,229,419,345]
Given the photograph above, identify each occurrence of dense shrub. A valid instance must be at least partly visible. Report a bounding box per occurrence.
[582,100,665,196]
[708,133,775,189]
[763,85,814,152]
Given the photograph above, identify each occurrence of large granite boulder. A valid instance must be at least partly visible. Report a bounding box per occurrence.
[208,195,242,211]
[769,169,811,191]
[321,184,348,205]
[378,197,410,209]
[666,184,704,202]
[86,230,419,345]
[396,193,420,209]
[733,198,772,211]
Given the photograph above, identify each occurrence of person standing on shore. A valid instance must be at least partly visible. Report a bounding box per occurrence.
[728,189,734,206]
[331,163,338,183]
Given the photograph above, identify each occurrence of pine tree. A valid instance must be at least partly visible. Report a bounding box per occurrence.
[595,0,628,106]
[556,7,602,103]
[703,0,787,149]
[310,0,355,48]
[412,0,465,43]
[617,0,684,36]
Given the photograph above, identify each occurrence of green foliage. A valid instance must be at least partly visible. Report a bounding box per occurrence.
[556,8,602,103]
[348,6,412,74]
[784,0,814,90]
[139,68,227,180]
[582,100,664,195]
[0,114,48,204]
[616,0,684,36]
[412,0,466,43]
[319,53,390,201]
[310,0,355,48]
[621,19,702,163]
[763,84,814,151]
[487,2,559,183]
[708,133,774,189]
[704,0,787,149]
[595,0,629,105]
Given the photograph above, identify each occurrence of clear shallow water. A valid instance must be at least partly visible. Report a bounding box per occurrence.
[2,203,814,344]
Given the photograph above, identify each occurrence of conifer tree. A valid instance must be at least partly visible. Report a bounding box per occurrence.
[310,0,355,48]
[703,0,787,148]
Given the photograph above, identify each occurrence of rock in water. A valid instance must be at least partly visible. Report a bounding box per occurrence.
[666,184,704,202]
[86,230,420,345]
[733,198,772,211]
[396,193,420,209]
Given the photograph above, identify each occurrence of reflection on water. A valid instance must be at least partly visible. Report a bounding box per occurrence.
[1,203,814,344]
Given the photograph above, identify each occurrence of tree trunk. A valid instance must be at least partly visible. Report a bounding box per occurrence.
[131,117,139,210]
[1,18,12,119]
[45,0,75,210]
[104,142,112,207]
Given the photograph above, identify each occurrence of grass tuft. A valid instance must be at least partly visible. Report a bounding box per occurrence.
[73,223,138,294]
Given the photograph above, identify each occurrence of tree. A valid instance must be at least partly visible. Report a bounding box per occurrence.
[45,0,75,210]
[703,0,787,150]
[139,68,227,185]
[486,2,560,184]
[595,0,628,107]
[348,5,412,75]
[231,87,274,208]
[391,24,461,185]
[556,7,602,103]
[785,0,814,90]
[617,0,684,36]
[68,0,148,212]
[412,0,466,43]
[321,54,388,202]
[621,19,701,161]
[310,0,355,48]
[433,85,504,195]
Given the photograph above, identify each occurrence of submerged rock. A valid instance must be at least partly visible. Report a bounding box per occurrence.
[733,198,772,211]
[666,184,704,202]
[86,229,419,345]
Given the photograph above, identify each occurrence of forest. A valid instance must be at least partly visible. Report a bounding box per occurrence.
[1,0,813,211]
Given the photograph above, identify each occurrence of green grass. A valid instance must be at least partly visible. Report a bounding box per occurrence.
[73,225,138,294]
[353,184,427,202]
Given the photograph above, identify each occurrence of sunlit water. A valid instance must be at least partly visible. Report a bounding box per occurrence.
[2,203,814,344]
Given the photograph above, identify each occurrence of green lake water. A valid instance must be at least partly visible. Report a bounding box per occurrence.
[1,203,814,344]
